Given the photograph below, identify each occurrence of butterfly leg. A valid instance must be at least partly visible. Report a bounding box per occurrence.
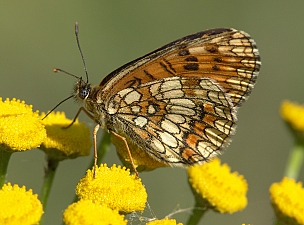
[110,131,139,178]
[93,124,100,178]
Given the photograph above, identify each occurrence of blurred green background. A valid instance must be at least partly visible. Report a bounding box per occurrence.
[1,1,303,224]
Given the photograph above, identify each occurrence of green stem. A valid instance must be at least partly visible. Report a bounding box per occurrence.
[186,201,208,225]
[284,143,304,180]
[39,157,59,225]
[0,149,13,187]
[273,216,292,225]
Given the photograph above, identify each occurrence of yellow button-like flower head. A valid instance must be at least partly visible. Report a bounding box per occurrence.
[270,177,304,225]
[281,101,304,142]
[40,111,91,160]
[188,158,248,213]
[0,98,46,151]
[0,182,43,225]
[63,199,126,225]
[76,164,147,213]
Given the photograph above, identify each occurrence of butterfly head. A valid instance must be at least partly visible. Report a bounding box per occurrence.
[74,77,91,102]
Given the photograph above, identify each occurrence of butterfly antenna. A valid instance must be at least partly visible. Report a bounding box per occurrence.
[42,94,74,120]
[75,22,89,83]
[53,68,81,79]
[43,69,82,120]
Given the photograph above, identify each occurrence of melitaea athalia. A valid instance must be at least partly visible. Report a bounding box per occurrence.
[47,23,261,176]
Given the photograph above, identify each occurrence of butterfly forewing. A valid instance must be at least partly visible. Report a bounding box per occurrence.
[98,28,260,108]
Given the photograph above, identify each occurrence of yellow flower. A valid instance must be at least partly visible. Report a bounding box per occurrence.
[63,199,126,225]
[270,177,304,225]
[111,133,168,172]
[0,98,46,151]
[146,218,183,225]
[281,100,304,132]
[76,164,147,213]
[0,182,43,225]
[188,158,248,213]
[39,111,91,160]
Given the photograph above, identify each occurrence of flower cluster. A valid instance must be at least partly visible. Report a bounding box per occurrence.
[63,199,126,225]
[63,164,147,224]
[0,98,46,151]
[281,100,304,132]
[0,183,43,225]
[188,158,248,214]
[76,164,147,213]
[270,177,304,225]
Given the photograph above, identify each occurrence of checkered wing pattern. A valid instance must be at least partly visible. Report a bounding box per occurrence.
[106,76,236,165]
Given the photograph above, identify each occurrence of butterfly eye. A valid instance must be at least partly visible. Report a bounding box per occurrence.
[79,86,90,99]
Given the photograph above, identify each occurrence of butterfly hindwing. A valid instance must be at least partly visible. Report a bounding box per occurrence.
[107,76,236,165]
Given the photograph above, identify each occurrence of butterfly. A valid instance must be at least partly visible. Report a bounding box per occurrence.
[50,23,261,177]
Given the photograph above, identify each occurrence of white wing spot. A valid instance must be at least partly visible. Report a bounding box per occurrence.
[107,101,118,114]
[170,99,196,108]
[151,138,165,153]
[131,105,141,113]
[134,116,148,127]
[167,105,195,115]
[161,119,180,134]
[117,88,133,97]
[124,90,141,104]
[148,104,156,114]
[149,83,161,96]
[165,114,186,124]
[158,131,178,148]
[161,79,182,92]
[162,90,184,99]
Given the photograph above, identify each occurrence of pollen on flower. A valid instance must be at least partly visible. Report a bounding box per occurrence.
[281,100,304,131]
[0,98,46,151]
[76,164,147,213]
[146,218,183,225]
[39,111,91,160]
[63,199,126,225]
[187,158,248,214]
[0,182,43,225]
[270,177,304,225]
[111,134,168,172]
